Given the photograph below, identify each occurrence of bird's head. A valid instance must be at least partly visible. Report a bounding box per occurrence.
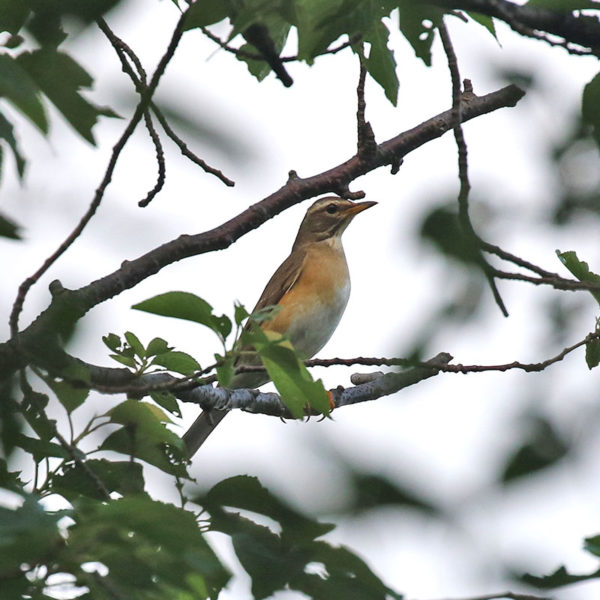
[293,196,377,248]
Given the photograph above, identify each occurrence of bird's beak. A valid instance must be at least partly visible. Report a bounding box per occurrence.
[345,200,377,216]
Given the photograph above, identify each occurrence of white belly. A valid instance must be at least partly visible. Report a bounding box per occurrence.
[286,279,350,358]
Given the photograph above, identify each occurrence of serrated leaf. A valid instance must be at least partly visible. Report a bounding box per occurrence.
[582,71,600,149]
[133,291,232,339]
[146,336,171,357]
[102,332,121,352]
[0,53,47,132]
[398,1,445,66]
[556,249,600,305]
[151,391,181,417]
[152,350,201,375]
[16,49,118,144]
[586,338,600,369]
[124,330,145,359]
[365,21,398,105]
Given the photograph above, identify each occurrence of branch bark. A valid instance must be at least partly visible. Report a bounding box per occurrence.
[0,83,524,380]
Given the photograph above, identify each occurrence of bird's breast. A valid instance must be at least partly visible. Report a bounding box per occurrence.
[265,242,351,358]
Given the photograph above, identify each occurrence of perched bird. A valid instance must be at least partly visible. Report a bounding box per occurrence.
[183,196,376,455]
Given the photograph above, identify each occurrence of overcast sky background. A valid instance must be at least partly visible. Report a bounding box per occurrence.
[2,1,600,599]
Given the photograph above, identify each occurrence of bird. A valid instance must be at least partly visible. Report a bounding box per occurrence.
[183,196,377,456]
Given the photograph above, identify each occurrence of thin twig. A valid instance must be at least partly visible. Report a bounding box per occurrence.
[9,10,190,339]
[139,111,166,207]
[200,25,360,62]
[356,55,377,160]
[438,20,508,317]
[417,591,552,600]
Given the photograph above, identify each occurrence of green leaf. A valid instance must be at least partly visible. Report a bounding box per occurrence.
[585,534,600,557]
[586,337,600,369]
[102,332,121,352]
[521,564,600,589]
[151,391,181,417]
[14,433,70,462]
[109,353,137,368]
[365,21,398,105]
[184,0,232,28]
[152,350,201,375]
[133,291,232,339]
[526,0,600,9]
[397,1,445,66]
[101,400,189,477]
[255,337,330,419]
[52,459,145,500]
[556,249,600,305]
[467,12,498,39]
[234,302,250,326]
[0,0,31,35]
[0,112,26,180]
[0,210,22,239]
[215,352,235,387]
[204,476,335,543]
[146,336,172,356]
[16,49,118,144]
[65,496,230,597]
[0,53,48,132]
[44,377,88,413]
[124,330,145,359]
[582,71,600,149]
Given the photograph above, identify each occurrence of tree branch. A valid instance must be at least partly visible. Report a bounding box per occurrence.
[0,83,525,378]
[432,0,600,56]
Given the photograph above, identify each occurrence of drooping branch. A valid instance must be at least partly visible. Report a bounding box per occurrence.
[0,83,524,378]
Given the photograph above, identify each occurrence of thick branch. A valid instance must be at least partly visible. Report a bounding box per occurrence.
[0,84,524,378]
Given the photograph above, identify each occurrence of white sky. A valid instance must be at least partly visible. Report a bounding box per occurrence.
[2,2,600,599]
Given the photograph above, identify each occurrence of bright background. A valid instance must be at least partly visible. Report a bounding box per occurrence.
[2,2,600,599]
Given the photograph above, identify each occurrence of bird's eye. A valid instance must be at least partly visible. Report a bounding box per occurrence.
[326,203,338,214]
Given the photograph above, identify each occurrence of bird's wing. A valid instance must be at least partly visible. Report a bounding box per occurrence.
[252,247,307,312]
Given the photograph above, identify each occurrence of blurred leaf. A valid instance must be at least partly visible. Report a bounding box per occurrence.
[44,376,88,413]
[65,496,230,598]
[582,71,600,149]
[585,534,600,557]
[101,400,189,477]
[16,49,119,144]
[109,353,136,368]
[0,112,26,181]
[346,473,441,515]
[0,494,64,576]
[14,433,70,461]
[152,350,201,375]
[467,12,498,39]
[585,337,600,369]
[364,21,398,105]
[501,416,569,482]
[52,459,144,500]
[215,351,235,387]
[203,476,335,543]
[133,291,232,340]
[398,1,444,66]
[202,476,402,600]
[527,0,600,9]
[0,0,31,35]
[234,302,250,326]
[184,0,231,28]
[521,564,600,589]
[0,54,48,132]
[0,210,22,239]
[557,249,600,305]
